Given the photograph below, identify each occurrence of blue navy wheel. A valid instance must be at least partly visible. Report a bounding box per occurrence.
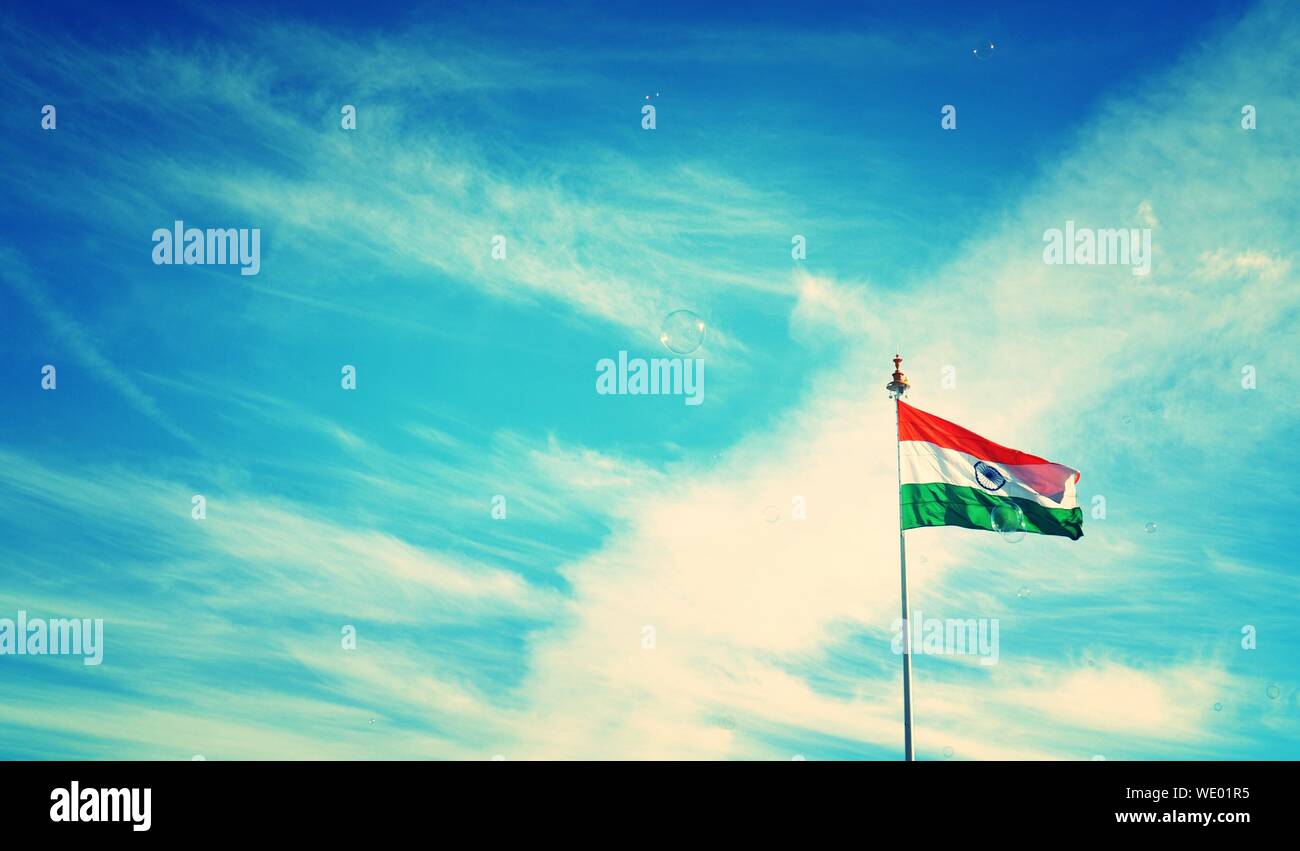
[974,461,1007,491]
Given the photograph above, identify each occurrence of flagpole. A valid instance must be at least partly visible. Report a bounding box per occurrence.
[887,354,915,761]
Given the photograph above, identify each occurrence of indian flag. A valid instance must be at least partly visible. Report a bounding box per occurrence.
[898,401,1083,540]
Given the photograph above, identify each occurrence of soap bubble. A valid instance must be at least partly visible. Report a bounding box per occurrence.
[792,754,806,761]
[191,754,206,761]
[1213,702,1223,712]
[763,505,781,524]
[660,309,706,354]
[1091,755,1106,761]
[991,502,1027,542]
[971,40,997,60]
[1016,585,1031,599]
[1144,522,1158,534]
[1267,684,1281,700]
[942,746,954,758]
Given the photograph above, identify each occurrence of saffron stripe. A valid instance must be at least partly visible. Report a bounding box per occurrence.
[898,402,1079,485]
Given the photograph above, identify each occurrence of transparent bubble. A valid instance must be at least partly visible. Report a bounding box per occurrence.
[971,40,997,60]
[1267,684,1281,700]
[942,746,954,758]
[1122,415,1133,425]
[660,309,706,354]
[191,754,206,761]
[1213,702,1223,712]
[491,754,507,761]
[1016,585,1031,599]
[763,505,781,524]
[1091,754,1106,761]
[1144,522,1158,534]
[719,716,737,730]
[368,718,376,725]
[991,502,1027,542]
[791,754,806,761]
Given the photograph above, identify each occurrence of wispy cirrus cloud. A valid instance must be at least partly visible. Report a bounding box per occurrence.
[0,251,200,448]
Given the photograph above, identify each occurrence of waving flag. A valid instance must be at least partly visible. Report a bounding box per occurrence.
[884,356,1083,763]
[897,401,1083,540]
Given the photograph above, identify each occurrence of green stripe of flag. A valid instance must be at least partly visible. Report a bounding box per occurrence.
[900,482,1084,541]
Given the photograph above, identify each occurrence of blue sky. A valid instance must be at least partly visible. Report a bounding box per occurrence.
[1,0,1297,759]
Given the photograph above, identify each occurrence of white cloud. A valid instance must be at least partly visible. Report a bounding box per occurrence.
[1195,248,1290,281]
[0,252,199,448]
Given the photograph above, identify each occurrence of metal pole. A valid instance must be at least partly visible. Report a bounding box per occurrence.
[887,355,915,761]
[896,396,914,762]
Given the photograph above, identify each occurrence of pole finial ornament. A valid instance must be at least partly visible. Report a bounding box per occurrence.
[886,354,910,398]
